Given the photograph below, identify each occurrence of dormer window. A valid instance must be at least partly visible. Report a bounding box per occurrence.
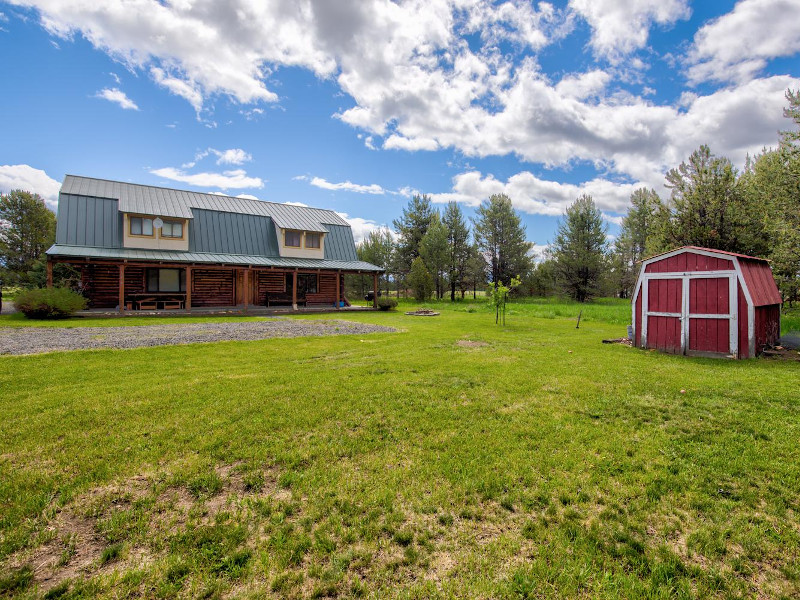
[130,217,154,237]
[285,230,302,247]
[161,220,184,239]
[305,232,321,249]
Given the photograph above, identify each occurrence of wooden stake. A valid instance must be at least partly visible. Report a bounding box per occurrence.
[576,310,582,329]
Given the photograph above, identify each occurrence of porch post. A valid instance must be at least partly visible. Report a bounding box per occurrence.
[118,263,126,314]
[335,270,341,310]
[292,269,298,310]
[243,268,249,313]
[46,258,53,288]
[185,266,192,312]
[373,272,378,309]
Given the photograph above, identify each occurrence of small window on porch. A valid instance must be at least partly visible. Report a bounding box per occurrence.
[147,268,186,292]
[284,273,318,295]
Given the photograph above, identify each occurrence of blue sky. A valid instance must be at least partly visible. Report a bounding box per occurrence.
[1,0,799,252]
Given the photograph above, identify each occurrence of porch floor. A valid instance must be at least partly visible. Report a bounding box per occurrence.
[75,305,376,317]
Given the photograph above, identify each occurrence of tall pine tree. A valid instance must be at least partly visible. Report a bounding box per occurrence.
[442,201,470,301]
[552,195,608,302]
[473,194,532,286]
[392,194,435,275]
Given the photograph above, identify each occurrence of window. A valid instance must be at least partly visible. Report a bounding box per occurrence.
[147,268,186,292]
[130,217,154,236]
[285,230,302,247]
[305,232,321,249]
[284,273,318,295]
[161,220,184,238]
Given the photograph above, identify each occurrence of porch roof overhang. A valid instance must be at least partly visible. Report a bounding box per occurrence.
[46,244,384,273]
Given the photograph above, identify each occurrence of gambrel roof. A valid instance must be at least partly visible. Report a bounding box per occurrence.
[60,175,349,232]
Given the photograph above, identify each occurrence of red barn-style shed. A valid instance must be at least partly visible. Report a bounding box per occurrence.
[632,247,782,358]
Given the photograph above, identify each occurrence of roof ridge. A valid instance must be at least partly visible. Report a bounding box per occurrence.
[63,174,344,217]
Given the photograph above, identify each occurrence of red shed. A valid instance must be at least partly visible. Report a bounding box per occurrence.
[632,247,782,358]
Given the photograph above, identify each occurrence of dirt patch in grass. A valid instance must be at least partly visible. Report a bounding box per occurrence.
[761,346,800,361]
[6,462,284,594]
[456,339,488,349]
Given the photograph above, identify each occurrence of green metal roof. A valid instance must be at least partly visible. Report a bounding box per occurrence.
[46,244,383,272]
[61,175,347,232]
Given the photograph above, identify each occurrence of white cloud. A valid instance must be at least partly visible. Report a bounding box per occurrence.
[214,148,252,165]
[109,71,120,84]
[183,147,252,169]
[428,170,646,217]
[236,194,259,200]
[94,87,139,110]
[10,0,799,208]
[0,164,61,209]
[336,212,391,244]
[305,176,386,195]
[569,0,690,63]
[150,167,263,189]
[686,0,800,84]
[283,201,308,207]
[150,67,204,113]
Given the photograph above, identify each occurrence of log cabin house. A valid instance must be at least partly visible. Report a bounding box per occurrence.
[45,176,383,312]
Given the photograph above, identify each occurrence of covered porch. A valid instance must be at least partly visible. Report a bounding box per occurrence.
[46,256,381,314]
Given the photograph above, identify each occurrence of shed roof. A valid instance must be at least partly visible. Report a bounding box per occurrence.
[738,258,783,306]
[46,244,383,272]
[640,246,781,307]
[61,175,349,232]
[642,245,771,263]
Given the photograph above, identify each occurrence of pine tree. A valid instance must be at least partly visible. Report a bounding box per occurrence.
[662,145,766,255]
[420,214,449,299]
[442,201,470,301]
[473,194,532,286]
[551,195,608,302]
[392,194,435,275]
[407,256,434,302]
[357,229,395,296]
[611,188,663,297]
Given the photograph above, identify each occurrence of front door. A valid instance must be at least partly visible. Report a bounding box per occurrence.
[645,278,683,354]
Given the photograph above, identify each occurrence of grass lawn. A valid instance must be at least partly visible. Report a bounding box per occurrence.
[1,300,799,599]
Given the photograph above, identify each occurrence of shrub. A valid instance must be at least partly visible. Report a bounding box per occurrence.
[15,287,87,319]
[376,297,397,311]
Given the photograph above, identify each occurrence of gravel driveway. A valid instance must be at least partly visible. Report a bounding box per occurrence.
[0,319,396,355]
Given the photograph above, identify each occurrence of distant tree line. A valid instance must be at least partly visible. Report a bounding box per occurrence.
[352,193,533,302]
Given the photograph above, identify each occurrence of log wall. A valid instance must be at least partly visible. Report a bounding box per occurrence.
[81,264,119,308]
[192,269,235,306]
[256,272,285,305]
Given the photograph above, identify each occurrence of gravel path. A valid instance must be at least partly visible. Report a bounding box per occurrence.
[0,318,396,355]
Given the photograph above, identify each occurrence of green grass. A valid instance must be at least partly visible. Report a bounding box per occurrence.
[1,300,799,598]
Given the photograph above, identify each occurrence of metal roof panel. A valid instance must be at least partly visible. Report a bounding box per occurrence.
[47,244,383,272]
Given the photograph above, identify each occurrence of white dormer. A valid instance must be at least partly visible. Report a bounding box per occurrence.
[278,228,325,259]
[123,213,189,251]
